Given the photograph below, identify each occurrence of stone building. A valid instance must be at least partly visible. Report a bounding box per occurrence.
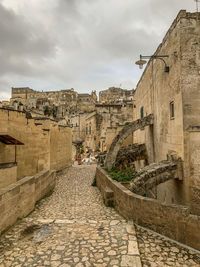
[84,103,133,152]
[132,10,200,215]
[0,107,72,183]
[11,87,97,118]
[99,87,134,104]
[10,86,135,154]
[0,101,10,108]
[71,112,89,144]
[77,92,97,112]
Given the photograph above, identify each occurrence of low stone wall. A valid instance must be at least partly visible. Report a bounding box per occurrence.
[0,162,17,189]
[96,166,200,251]
[0,170,56,235]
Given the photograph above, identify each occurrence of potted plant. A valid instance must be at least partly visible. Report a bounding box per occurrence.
[77,153,82,165]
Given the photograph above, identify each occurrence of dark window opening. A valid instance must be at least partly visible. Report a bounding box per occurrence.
[140,106,144,119]
[170,101,174,119]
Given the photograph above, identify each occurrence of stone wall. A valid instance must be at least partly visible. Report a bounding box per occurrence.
[0,109,72,179]
[188,128,200,215]
[133,11,200,208]
[85,112,98,151]
[50,125,72,171]
[96,166,200,251]
[180,12,200,215]
[0,170,56,235]
[0,163,17,189]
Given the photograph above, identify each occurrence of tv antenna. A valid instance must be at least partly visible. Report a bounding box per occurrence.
[194,0,200,12]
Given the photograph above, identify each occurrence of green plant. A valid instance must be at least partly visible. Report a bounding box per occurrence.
[106,166,147,182]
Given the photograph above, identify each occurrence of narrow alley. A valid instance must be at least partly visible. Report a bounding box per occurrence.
[0,165,200,267]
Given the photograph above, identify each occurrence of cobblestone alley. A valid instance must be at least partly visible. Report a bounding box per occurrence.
[0,165,200,267]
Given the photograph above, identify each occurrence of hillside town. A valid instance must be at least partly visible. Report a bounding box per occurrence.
[1,8,200,267]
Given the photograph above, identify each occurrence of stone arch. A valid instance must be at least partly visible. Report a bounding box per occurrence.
[104,114,154,170]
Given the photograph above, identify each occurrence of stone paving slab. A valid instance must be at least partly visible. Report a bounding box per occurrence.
[0,165,141,266]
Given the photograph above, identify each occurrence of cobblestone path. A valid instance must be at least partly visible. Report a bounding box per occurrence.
[0,165,141,267]
[0,165,200,267]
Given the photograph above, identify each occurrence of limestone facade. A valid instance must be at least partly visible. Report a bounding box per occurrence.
[8,87,135,149]
[99,87,134,104]
[0,163,17,189]
[0,108,72,180]
[10,87,97,118]
[84,103,134,152]
[133,10,200,214]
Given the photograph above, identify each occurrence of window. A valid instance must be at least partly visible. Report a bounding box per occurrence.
[86,125,88,135]
[89,123,92,134]
[170,101,174,119]
[140,106,144,119]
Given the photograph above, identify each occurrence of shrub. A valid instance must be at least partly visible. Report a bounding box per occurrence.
[106,166,146,182]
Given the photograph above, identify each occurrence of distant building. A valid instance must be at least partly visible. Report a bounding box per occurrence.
[99,87,134,104]
[84,102,133,152]
[10,87,97,119]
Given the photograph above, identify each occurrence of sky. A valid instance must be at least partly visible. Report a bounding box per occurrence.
[0,0,195,100]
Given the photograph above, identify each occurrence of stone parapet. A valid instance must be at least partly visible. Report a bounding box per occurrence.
[0,170,56,235]
[96,166,200,251]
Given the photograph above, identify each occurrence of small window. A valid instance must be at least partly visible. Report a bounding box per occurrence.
[89,124,92,134]
[140,106,144,119]
[170,101,174,119]
[86,126,88,135]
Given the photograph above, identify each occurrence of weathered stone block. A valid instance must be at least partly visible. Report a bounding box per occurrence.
[102,187,114,207]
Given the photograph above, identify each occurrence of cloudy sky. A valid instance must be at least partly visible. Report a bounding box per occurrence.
[0,0,194,100]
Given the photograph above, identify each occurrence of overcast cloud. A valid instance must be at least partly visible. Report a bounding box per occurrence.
[0,0,194,100]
